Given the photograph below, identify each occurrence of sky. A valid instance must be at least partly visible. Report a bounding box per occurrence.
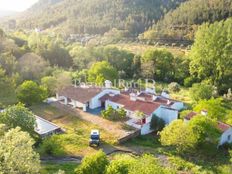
[0,0,39,12]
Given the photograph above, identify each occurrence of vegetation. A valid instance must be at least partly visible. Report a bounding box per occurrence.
[14,0,186,36]
[150,115,165,132]
[0,126,40,174]
[101,106,126,121]
[190,18,232,94]
[75,150,109,174]
[0,103,36,135]
[16,80,48,106]
[144,0,232,41]
[190,83,214,102]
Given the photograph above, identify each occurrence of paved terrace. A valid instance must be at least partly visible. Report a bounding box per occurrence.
[51,102,139,142]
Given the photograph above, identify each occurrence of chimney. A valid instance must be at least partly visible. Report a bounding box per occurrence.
[152,95,158,101]
[167,100,171,105]
[130,93,137,101]
[105,80,112,88]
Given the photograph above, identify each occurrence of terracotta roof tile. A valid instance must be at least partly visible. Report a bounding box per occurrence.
[106,94,161,116]
[58,86,102,103]
[185,111,198,120]
[217,122,231,132]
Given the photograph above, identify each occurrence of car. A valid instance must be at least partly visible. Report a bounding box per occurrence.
[89,129,100,147]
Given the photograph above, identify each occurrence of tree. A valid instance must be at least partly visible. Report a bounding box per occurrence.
[128,154,168,174]
[0,127,40,174]
[18,53,49,80]
[190,18,232,94]
[168,82,180,92]
[88,61,118,85]
[190,83,214,101]
[0,103,36,134]
[75,150,109,174]
[188,115,219,144]
[105,155,136,174]
[150,115,165,132]
[159,120,199,152]
[16,80,48,105]
[41,76,57,96]
[141,49,174,81]
[0,52,17,76]
[101,106,126,121]
[193,98,226,120]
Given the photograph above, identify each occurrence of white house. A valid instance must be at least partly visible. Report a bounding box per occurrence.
[184,111,232,146]
[100,90,183,135]
[57,81,184,135]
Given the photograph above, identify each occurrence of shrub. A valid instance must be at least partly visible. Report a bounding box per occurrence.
[150,115,165,132]
[75,150,109,174]
[184,76,197,87]
[168,82,180,92]
[190,83,214,102]
[101,106,126,121]
[39,135,66,157]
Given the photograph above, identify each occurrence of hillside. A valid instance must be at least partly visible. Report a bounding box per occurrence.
[143,0,232,41]
[13,0,186,35]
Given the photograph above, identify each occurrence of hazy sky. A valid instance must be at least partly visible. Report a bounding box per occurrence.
[0,0,39,12]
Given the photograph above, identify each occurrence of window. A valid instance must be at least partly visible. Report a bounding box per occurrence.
[228,135,231,141]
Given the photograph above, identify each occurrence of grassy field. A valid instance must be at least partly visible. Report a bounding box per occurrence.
[41,162,78,174]
[109,43,189,56]
[30,103,118,156]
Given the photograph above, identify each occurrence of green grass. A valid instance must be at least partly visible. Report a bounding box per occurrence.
[109,43,188,57]
[41,162,78,174]
[31,103,118,156]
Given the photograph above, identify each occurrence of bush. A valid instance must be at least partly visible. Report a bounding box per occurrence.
[39,135,66,157]
[184,77,197,87]
[168,82,180,92]
[190,83,214,102]
[16,80,48,106]
[101,106,126,121]
[75,150,109,174]
[150,115,165,132]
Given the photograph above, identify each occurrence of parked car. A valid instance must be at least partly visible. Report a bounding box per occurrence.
[89,129,100,147]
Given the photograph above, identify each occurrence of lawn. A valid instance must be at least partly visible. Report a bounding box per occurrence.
[40,162,78,174]
[30,103,118,156]
[109,43,188,57]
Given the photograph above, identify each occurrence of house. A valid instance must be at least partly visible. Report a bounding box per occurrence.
[56,84,120,111]
[34,116,63,138]
[57,81,184,135]
[184,111,232,146]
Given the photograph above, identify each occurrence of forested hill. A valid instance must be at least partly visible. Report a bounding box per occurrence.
[14,0,186,35]
[142,0,232,41]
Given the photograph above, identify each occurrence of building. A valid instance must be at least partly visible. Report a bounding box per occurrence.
[184,111,232,146]
[57,81,184,135]
[34,116,63,138]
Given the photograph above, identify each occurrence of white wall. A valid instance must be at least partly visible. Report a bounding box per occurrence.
[89,89,120,109]
[153,106,178,124]
[171,102,184,111]
[105,100,123,110]
[141,122,153,135]
[219,128,232,145]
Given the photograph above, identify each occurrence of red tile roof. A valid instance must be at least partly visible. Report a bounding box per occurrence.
[185,111,198,120]
[217,122,231,132]
[185,112,231,132]
[102,94,161,116]
[58,86,102,103]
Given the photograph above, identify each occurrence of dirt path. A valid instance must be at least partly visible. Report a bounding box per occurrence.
[51,102,137,140]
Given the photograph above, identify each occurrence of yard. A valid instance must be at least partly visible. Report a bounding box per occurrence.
[30,103,118,156]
